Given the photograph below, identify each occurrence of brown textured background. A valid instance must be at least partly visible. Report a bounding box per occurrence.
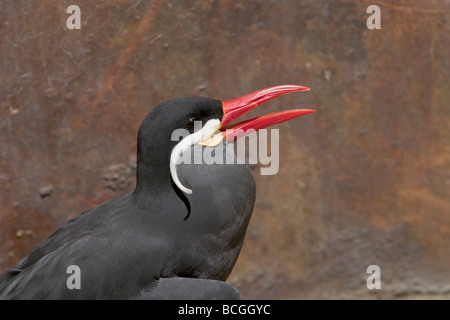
[1,0,449,299]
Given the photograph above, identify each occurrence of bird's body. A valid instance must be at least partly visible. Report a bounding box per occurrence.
[0,162,254,299]
[0,86,313,299]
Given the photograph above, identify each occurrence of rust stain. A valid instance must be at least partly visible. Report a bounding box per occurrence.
[90,0,166,115]
[1,0,449,299]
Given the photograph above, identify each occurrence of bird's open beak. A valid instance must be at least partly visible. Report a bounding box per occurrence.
[200,85,315,146]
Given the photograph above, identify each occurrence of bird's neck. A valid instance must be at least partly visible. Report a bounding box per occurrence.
[134,160,173,194]
[134,135,176,194]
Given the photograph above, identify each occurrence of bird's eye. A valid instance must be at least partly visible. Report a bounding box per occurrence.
[186,116,199,133]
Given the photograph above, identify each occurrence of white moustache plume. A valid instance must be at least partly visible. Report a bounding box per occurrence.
[170,119,221,195]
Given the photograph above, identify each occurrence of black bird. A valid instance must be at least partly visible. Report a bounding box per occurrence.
[0,85,314,299]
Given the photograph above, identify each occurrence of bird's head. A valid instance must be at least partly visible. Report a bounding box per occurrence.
[136,85,315,194]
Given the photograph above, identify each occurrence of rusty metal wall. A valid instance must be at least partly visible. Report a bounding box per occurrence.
[1,0,449,299]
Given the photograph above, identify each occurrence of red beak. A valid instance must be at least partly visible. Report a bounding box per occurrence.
[220,85,315,141]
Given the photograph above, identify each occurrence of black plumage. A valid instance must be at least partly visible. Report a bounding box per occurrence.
[0,85,314,299]
[0,97,254,299]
